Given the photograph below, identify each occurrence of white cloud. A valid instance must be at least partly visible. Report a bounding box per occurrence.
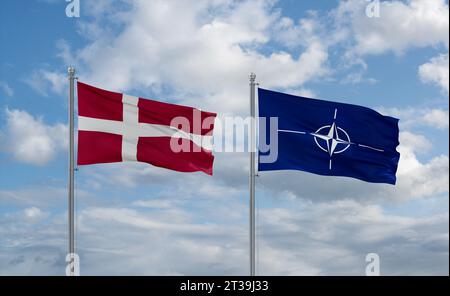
[340,71,377,85]
[1,109,67,165]
[399,131,432,153]
[257,199,449,275]
[0,186,99,211]
[132,199,175,209]
[24,69,67,97]
[379,107,449,130]
[0,81,13,97]
[56,40,77,65]
[273,12,326,48]
[57,0,450,103]
[335,0,449,55]
[396,148,449,199]
[82,207,226,236]
[0,195,447,275]
[2,207,49,225]
[63,0,329,114]
[422,108,450,129]
[24,207,45,219]
[0,188,63,207]
[23,207,49,222]
[419,53,449,94]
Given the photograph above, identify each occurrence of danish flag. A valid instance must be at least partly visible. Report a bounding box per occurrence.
[77,82,216,175]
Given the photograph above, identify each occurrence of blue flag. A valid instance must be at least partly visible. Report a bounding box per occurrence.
[258,88,400,185]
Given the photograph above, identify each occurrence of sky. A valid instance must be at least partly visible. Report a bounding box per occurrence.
[0,0,448,275]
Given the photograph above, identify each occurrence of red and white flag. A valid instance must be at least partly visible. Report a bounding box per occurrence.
[77,82,217,175]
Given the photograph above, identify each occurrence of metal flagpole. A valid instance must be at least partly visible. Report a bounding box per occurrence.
[67,66,76,276]
[249,73,256,276]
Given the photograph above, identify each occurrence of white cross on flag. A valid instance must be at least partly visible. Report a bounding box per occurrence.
[77,82,217,175]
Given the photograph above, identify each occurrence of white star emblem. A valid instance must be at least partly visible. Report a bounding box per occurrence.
[311,122,352,157]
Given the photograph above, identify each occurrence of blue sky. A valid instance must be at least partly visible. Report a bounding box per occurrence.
[0,0,448,275]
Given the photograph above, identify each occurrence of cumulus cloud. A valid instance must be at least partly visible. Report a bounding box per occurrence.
[0,187,67,207]
[1,109,67,165]
[257,199,449,275]
[1,207,49,226]
[18,207,49,223]
[24,69,67,97]
[24,207,46,219]
[55,0,450,97]
[81,200,448,275]
[379,107,449,130]
[60,0,329,114]
[0,193,447,275]
[419,53,449,94]
[335,0,449,55]
[399,131,432,153]
[421,109,450,129]
[332,0,449,83]
[395,147,448,200]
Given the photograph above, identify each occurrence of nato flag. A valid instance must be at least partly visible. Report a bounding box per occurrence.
[258,88,400,185]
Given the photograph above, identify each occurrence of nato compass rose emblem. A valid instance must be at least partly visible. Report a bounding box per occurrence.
[310,109,352,170]
[278,108,384,170]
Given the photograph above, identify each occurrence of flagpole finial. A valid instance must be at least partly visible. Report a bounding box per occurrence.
[68,66,76,76]
[249,72,256,82]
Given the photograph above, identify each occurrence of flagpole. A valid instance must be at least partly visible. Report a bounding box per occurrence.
[249,73,256,276]
[67,66,76,276]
